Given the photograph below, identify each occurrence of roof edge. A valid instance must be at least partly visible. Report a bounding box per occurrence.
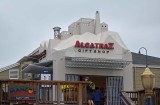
[0,63,20,73]
[133,64,160,68]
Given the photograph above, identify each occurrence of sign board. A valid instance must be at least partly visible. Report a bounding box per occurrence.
[74,40,114,54]
[9,83,35,100]
[41,74,51,87]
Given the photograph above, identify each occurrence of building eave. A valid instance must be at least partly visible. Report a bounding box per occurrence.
[0,63,20,73]
[133,64,160,68]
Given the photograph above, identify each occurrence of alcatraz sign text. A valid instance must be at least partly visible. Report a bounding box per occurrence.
[75,41,114,49]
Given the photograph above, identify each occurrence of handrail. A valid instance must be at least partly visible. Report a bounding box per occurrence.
[0,79,89,84]
[119,93,128,105]
[121,92,136,105]
[120,92,136,105]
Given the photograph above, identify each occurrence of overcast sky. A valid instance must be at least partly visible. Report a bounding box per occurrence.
[0,0,160,68]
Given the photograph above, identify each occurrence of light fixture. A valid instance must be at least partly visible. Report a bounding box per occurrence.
[139,47,155,105]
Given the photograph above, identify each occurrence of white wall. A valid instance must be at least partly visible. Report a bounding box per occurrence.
[50,46,134,91]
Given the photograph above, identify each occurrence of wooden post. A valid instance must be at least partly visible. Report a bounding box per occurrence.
[138,92,142,105]
[78,83,82,105]
[57,83,61,105]
[0,81,2,105]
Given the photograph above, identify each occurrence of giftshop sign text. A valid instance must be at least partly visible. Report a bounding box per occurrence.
[75,40,114,54]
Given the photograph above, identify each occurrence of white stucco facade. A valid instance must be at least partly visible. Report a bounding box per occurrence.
[38,11,134,91]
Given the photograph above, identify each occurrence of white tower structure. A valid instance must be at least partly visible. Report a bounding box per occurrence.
[95,11,101,35]
[60,11,109,40]
[53,27,61,39]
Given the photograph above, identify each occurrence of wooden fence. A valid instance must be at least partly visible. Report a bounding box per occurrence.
[121,88,160,105]
[0,80,88,105]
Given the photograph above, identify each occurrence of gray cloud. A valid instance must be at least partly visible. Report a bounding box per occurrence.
[0,0,160,67]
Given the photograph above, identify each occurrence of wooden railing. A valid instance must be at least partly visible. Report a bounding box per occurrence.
[152,88,160,105]
[119,92,136,105]
[0,79,88,105]
[121,88,160,105]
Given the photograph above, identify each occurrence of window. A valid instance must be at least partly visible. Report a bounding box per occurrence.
[65,74,80,81]
[9,70,19,79]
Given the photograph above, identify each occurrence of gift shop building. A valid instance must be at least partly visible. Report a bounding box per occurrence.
[21,11,160,101]
[23,11,132,91]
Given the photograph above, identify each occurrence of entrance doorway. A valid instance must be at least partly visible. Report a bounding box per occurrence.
[65,75,123,105]
[80,75,106,105]
[89,76,106,89]
[80,75,123,105]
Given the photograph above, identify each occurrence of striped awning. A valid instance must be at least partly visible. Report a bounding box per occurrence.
[65,57,131,70]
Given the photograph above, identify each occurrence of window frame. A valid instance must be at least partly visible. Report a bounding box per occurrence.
[9,69,19,79]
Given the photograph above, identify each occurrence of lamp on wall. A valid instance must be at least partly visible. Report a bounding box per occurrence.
[139,47,155,105]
